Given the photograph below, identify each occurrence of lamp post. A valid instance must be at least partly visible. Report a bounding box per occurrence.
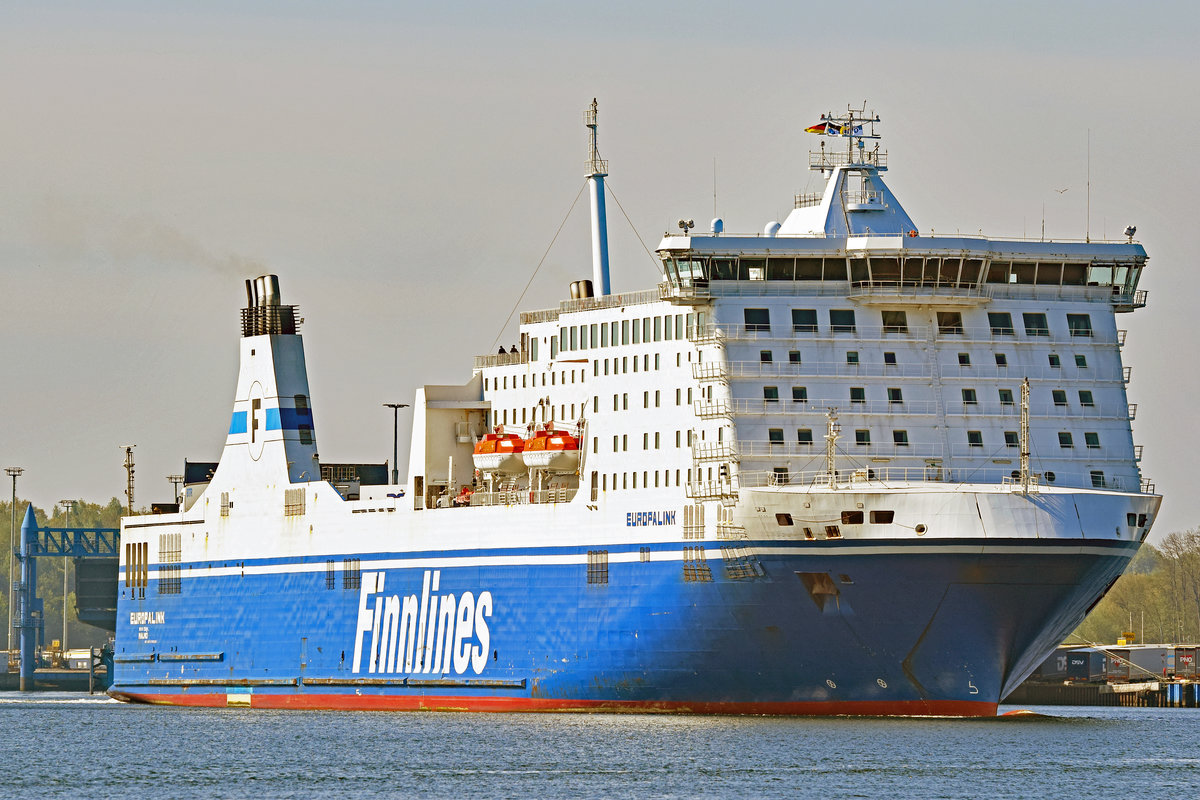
[167,474,184,505]
[383,403,410,485]
[5,467,22,661]
[58,500,74,656]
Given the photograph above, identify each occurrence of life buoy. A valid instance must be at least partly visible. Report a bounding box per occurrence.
[907,229,918,238]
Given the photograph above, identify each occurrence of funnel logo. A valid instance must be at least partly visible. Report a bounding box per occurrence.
[352,570,493,676]
[247,381,266,460]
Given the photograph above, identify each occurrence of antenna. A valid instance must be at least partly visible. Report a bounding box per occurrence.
[584,99,611,296]
[1019,379,1031,495]
[1086,128,1091,243]
[825,409,840,489]
[121,445,136,515]
[713,157,717,219]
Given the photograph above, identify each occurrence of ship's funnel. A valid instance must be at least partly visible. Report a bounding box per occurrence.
[255,275,281,307]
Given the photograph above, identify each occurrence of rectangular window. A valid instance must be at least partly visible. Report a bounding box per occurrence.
[654,316,662,341]
[591,323,599,347]
[1004,431,1019,447]
[855,429,871,446]
[881,310,908,333]
[937,311,964,334]
[967,430,983,447]
[1090,471,1106,488]
[343,558,362,590]
[1052,390,1068,406]
[776,513,794,526]
[744,307,770,332]
[1049,353,1061,368]
[760,350,773,363]
[621,320,629,345]
[1074,354,1088,368]
[1022,312,1050,336]
[1068,314,1093,337]
[870,510,895,524]
[883,351,896,365]
[772,467,790,485]
[768,428,784,444]
[792,386,808,402]
[643,433,649,450]
[632,321,640,344]
[587,550,609,585]
[655,432,661,449]
[764,386,779,402]
[797,428,814,444]
[958,352,971,366]
[998,389,1014,405]
[1058,431,1074,447]
[887,387,903,403]
[643,318,651,342]
[829,309,856,332]
[850,387,866,403]
[1085,432,1100,449]
[841,511,864,525]
[962,388,978,404]
[570,326,578,350]
[789,350,801,364]
[988,312,1014,335]
[846,351,859,364]
[1079,390,1095,406]
[995,353,1008,367]
[325,559,335,590]
[893,430,909,446]
[791,308,818,333]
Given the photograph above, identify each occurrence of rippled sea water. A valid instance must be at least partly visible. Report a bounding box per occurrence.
[1,693,1198,798]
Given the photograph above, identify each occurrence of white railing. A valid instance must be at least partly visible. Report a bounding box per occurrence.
[519,287,664,325]
[687,321,1121,347]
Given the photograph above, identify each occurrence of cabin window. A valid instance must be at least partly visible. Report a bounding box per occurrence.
[772,467,790,485]
[792,309,818,332]
[846,351,859,364]
[1048,353,1061,368]
[958,352,971,366]
[768,428,784,445]
[855,429,871,446]
[1085,432,1100,449]
[1067,314,1093,337]
[1022,312,1050,336]
[1053,390,1068,406]
[893,430,908,446]
[937,311,964,334]
[1079,390,1095,406]
[760,350,773,363]
[884,351,896,365]
[988,312,1014,336]
[1075,354,1088,368]
[995,353,1008,367]
[1005,431,1019,447]
[1090,471,1106,488]
[1058,432,1074,448]
[841,511,864,525]
[967,430,983,447]
[744,308,770,332]
[797,428,813,444]
[881,310,908,333]
[850,387,865,403]
[792,386,808,402]
[870,510,895,524]
[887,388,903,403]
[829,309,856,333]
[999,389,1014,405]
[789,350,801,364]
[962,388,978,404]
[764,386,779,402]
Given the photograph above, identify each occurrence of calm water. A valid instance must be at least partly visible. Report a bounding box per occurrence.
[1,694,1198,798]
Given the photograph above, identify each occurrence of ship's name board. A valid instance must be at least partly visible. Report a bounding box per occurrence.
[626,510,676,527]
[129,611,165,625]
[353,570,493,677]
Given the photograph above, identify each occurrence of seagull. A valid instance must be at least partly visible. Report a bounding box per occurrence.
[1054,187,1069,194]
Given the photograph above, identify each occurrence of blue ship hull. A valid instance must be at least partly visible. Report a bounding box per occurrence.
[111,537,1136,715]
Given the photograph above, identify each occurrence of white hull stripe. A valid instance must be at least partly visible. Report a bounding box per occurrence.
[125,542,1134,582]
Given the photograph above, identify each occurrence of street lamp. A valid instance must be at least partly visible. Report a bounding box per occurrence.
[382,403,410,485]
[5,467,23,660]
[58,500,75,656]
[167,474,184,505]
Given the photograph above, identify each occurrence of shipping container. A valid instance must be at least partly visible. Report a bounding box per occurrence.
[1066,648,1107,682]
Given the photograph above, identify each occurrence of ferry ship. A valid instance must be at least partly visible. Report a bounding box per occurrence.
[110,102,1159,716]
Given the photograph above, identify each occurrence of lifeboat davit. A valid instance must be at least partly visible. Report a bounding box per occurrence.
[472,429,525,474]
[522,426,581,472]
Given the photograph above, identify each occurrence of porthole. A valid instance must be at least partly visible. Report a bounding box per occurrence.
[915,524,927,535]
[1045,471,1056,483]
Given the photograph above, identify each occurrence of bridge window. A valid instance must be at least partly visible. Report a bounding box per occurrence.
[1068,314,1093,337]
[937,311,964,334]
[1022,312,1050,336]
[881,310,908,333]
[988,312,1014,336]
[830,309,856,333]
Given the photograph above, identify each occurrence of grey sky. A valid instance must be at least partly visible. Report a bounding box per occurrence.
[1,2,1196,539]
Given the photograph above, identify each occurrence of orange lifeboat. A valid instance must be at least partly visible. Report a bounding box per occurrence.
[522,425,581,472]
[472,428,526,474]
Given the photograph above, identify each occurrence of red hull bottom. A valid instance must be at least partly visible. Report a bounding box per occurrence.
[109,690,998,718]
